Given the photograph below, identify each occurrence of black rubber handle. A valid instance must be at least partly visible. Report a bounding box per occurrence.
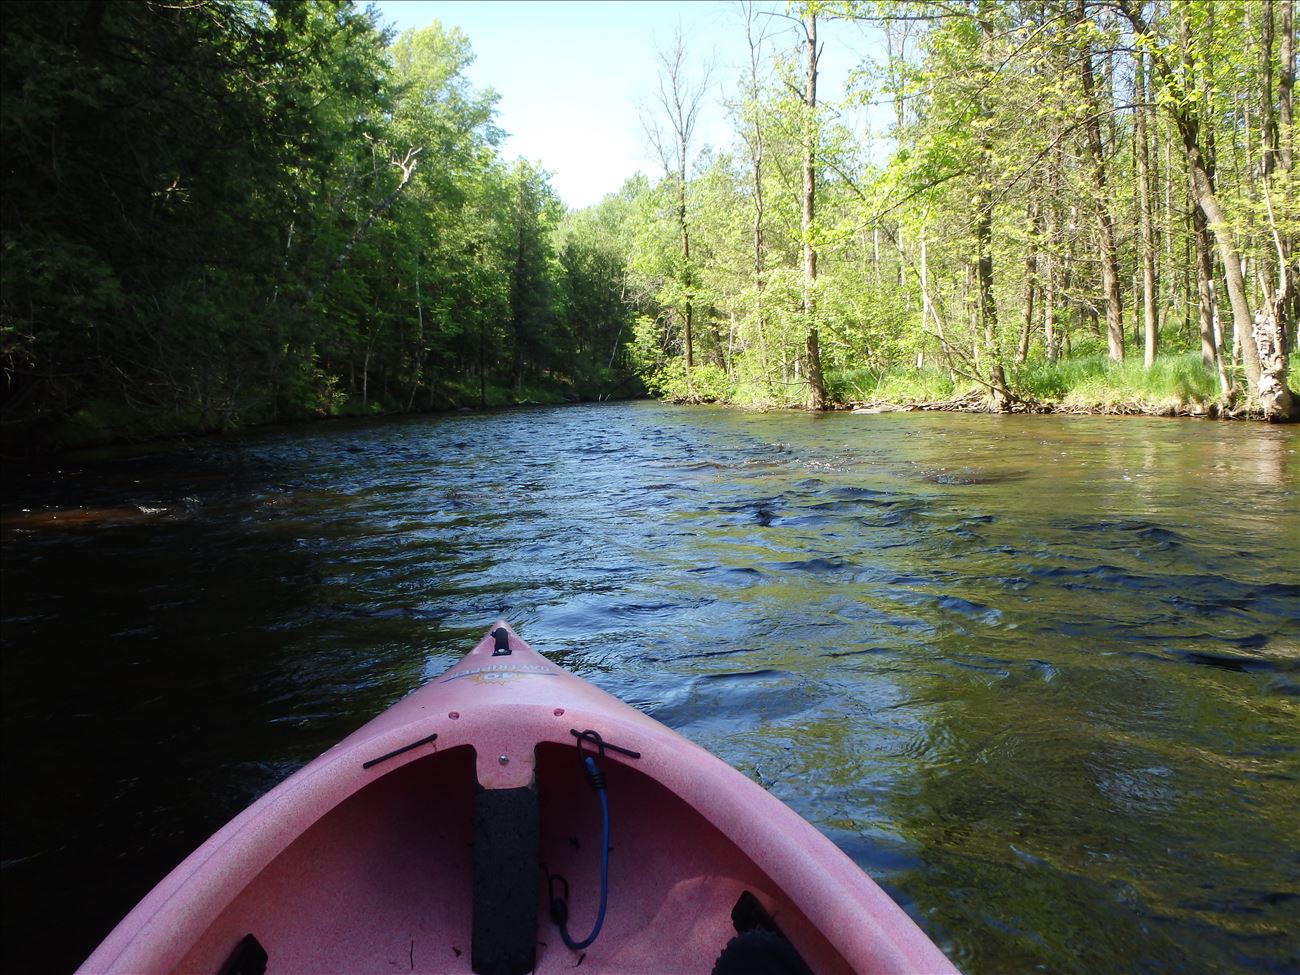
[492,627,512,656]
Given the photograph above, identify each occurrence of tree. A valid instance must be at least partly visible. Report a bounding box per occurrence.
[505,159,560,389]
[1134,46,1158,368]
[642,28,711,395]
[736,0,777,398]
[1119,0,1297,419]
[1076,0,1125,363]
[1,0,393,436]
[799,5,828,409]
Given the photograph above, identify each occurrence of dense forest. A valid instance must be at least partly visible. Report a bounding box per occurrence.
[3,1,1298,453]
[1,0,639,451]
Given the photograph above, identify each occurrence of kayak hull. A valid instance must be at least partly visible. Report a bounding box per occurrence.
[79,624,958,974]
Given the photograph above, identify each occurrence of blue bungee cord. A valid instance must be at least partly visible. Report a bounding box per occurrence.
[555,755,610,950]
[551,731,634,953]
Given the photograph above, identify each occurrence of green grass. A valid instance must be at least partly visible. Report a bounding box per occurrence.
[824,365,969,404]
[1015,352,1219,410]
[823,352,1240,413]
[871,366,967,403]
[823,366,882,403]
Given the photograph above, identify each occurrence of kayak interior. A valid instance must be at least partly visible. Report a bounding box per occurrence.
[170,740,842,974]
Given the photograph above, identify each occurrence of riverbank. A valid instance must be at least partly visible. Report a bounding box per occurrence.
[11,351,1296,460]
[831,352,1300,421]
[844,388,1254,420]
[6,373,644,458]
[662,351,1298,420]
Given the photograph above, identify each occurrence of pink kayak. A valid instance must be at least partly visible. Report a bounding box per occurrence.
[79,623,959,975]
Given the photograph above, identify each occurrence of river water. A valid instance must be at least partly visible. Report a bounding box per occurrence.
[3,402,1298,974]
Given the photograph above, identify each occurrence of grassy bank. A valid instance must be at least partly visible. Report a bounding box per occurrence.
[827,352,1300,417]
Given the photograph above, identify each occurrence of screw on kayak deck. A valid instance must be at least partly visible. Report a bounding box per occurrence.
[499,754,509,766]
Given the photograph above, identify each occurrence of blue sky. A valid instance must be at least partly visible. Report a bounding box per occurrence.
[372,1,879,209]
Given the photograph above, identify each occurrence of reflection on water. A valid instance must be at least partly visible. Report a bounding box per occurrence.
[3,404,1298,974]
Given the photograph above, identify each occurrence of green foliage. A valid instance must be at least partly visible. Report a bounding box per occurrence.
[278,352,350,418]
[647,361,734,403]
[55,400,175,450]
[441,375,576,409]
[823,355,1221,412]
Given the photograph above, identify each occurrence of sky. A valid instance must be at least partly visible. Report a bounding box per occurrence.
[372,0,882,209]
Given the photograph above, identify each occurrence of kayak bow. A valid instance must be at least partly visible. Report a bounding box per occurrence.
[79,623,958,974]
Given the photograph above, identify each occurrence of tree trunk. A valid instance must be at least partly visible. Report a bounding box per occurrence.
[1078,0,1124,362]
[674,110,694,379]
[310,148,420,303]
[478,314,486,409]
[742,2,773,397]
[802,8,827,410]
[681,183,694,378]
[975,187,997,353]
[1254,296,1300,419]
[968,13,1000,387]
[1196,192,1234,397]
[1255,0,1299,418]
[407,261,424,411]
[1135,49,1159,367]
[1188,148,1262,389]
[1042,170,1058,360]
[1122,0,1269,398]
[1280,0,1295,175]
[1279,0,1296,344]
[362,337,373,409]
[646,30,707,391]
[1193,201,1226,387]
[1166,132,1184,338]
[919,222,931,334]
[1262,0,1279,179]
[1017,201,1039,364]
[918,215,951,372]
[872,228,881,288]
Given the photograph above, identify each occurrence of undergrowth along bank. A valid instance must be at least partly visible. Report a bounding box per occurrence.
[844,353,1300,417]
[660,352,1300,419]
